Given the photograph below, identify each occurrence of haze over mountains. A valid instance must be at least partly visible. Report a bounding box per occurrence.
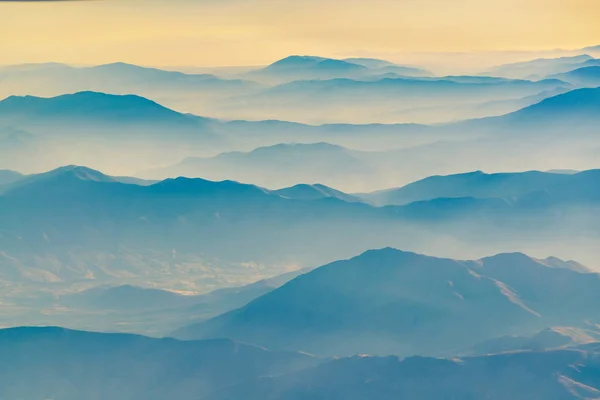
[1,84,598,189]
[2,46,600,400]
[1,164,600,298]
[4,54,597,124]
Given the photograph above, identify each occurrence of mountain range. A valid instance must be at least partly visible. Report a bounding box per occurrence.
[550,66,600,87]
[221,75,569,124]
[361,169,600,206]
[2,85,599,181]
[484,54,596,79]
[139,142,379,190]
[2,164,600,289]
[5,325,600,400]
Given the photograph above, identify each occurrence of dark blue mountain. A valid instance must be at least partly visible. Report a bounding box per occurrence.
[499,87,600,125]
[209,348,600,400]
[361,169,600,206]
[173,248,600,357]
[551,66,600,86]
[0,327,319,400]
[2,165,600,286]
[0,91,202,125]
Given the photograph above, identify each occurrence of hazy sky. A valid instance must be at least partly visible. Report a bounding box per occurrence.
[1,0,599,68]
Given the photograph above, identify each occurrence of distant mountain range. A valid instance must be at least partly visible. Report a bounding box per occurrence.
[485,54,596,79]
[246,55,432,84]
[2,85,598,179]
[494,87,600,127]
[550,66,600,87]
[139,142,379,190]
[173,248,600,357]
[361,169,600,206]
[0,62,262,104]
[223,75,569,124]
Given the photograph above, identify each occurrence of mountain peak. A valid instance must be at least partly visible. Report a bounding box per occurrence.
[1,165,116,196]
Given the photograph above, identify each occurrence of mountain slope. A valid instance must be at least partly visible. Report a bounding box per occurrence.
[498,87,600,126]
[223,76,569,124]
[0,62,262,100]
[274,184,363,203]
[2,165,600,287]
[209,349,600,400]
[0,327,320,400]
[0,169,23,185]
[0,91,203,126]
[361,169,600,206]
[551,66,600,87]
[173,248,600,357]
[485,54,594,79]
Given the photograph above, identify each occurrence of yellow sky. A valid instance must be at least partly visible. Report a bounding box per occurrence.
[1,0,599,68]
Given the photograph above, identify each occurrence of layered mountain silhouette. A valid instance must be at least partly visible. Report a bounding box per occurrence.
[173,248,600,357]
[485,54,595,79]
[0,62,261,101]
[2,165,600,286]
[550,66,600,87]
[139,142,377,190]
[227,76,568,124]
[0,327,319,400]
[496,87,600,127]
